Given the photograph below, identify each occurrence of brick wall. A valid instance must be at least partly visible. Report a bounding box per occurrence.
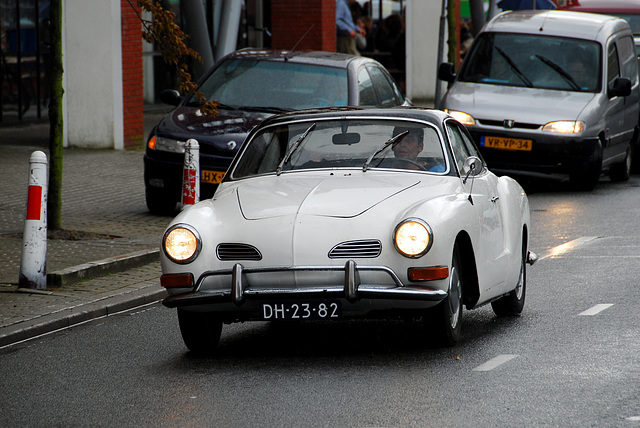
[121,0,144,149]
[271,0,336,51]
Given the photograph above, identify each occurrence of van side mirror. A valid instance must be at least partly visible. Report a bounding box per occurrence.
[609,77,632,98]
[160,89,182,106]
[438,63,456,83]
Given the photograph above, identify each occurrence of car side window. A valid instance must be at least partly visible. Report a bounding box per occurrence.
[446,121,486,176]
[358,67,378,106]
[607,42,621,90]
[617,35,637,84]
[368,66,399,106]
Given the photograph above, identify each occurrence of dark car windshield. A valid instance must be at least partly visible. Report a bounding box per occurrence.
[232,119,448,178]
[459,33,602,93]
[189,59,349,110]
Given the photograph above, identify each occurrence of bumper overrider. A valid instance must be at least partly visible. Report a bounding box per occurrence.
[162,260,448,310]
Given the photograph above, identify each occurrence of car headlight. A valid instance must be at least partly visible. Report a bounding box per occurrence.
[444,109,476,126]
[394,218,433,258]
[163,224,201,263]
[148,135,185,153]
[542,121,585,134]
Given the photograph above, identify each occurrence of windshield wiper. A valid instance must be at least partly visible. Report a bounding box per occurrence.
[239,106,293,114]
[362,130,409,172]
[276,123,316,176]
[534,54,582,91]
[494,46,533,87]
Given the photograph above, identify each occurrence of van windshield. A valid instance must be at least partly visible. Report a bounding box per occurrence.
[459,33,601,93]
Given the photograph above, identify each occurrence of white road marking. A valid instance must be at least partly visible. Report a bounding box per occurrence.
[578,304,614,316]
[538,236,599,260]
[473,354,518,372]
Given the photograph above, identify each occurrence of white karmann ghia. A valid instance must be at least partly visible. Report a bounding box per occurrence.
[160,107,536,353]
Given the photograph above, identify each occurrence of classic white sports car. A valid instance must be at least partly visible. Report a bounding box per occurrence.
[160,107,536,353]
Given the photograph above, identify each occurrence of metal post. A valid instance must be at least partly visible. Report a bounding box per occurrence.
[435,0,448,109]
[181,139,200,209]
[19,151,48,289]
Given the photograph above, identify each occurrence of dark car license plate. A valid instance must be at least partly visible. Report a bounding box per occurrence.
[201,170,225,184]
[262,301,342,320]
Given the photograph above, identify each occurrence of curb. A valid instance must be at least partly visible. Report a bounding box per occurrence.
[0,286,168,348]
[47,249,160,287]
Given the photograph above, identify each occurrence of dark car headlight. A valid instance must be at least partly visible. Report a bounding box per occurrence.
[163,224,201,263]
[394,218,433,258]
[148,135,185,153]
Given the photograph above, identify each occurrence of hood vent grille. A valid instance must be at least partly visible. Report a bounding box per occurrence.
[217,243,262,261]
[329,240,382,259]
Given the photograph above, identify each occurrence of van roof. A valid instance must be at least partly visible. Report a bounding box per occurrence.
[485,10,632,41]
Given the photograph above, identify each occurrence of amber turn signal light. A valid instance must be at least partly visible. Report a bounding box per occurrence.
[161,273,194,288]
[408,266,449,281]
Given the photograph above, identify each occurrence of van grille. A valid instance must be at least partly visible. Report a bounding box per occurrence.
[329,240,382,258]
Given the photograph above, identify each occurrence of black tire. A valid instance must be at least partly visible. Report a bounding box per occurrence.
[424,246,463,347]
[177,309,223,354]
[491,240,526,317]
[609,143,632,182]
[145,188,178,215]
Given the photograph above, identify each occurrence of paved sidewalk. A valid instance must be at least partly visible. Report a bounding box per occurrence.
[0,112,174,347]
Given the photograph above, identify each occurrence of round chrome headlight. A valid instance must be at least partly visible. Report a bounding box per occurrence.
[394,218,433,258]
[163,224,201,263]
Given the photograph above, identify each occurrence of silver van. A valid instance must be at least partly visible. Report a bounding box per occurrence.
[438,10,640,190]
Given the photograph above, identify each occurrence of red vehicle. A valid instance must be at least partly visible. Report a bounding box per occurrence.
[559,0,640,35]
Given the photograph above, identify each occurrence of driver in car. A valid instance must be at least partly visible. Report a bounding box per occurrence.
[392,126,425,170]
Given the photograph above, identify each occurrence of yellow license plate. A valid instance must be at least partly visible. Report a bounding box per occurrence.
[481,136,532,151]
[201,170,225,184]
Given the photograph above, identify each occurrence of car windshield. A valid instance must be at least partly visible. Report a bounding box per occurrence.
[459,33,602,92]
[232,119,448,178]
[188,59,349,111]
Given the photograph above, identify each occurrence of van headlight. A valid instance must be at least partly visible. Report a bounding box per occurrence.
[542,121,585,134]
[444,109,476,126]
[163,224,201,263]
[394,219,433,258]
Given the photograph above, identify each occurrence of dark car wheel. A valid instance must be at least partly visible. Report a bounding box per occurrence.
[491,239,526,317]
[145,188,178,216]
[177,309,223,354]
[424,246,463,347]
[609,143,632,182]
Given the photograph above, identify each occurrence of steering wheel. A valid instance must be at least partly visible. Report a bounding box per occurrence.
[392,158,428,171]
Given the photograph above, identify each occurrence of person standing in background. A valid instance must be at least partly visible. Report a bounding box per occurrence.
[336,0,364,55]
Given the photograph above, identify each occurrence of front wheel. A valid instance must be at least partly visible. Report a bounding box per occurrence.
[491,240,526,317]
[177,309,223,354]
[424,247,463,346]
[609,143,633,182]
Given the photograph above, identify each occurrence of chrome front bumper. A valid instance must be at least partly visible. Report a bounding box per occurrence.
[162,260,448,309]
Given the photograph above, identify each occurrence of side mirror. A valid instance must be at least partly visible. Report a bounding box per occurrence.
[438,63,456,83]
[609,77,632,98]
[462,156,482,183]
[160,89,182,106]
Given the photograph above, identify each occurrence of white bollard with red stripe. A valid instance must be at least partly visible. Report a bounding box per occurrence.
[19,151,48,289]
[181,138,200,209]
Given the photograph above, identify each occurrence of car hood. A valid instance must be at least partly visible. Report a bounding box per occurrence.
[154,105,272,147]
[220,173,450,220]
[444,82,596,124]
